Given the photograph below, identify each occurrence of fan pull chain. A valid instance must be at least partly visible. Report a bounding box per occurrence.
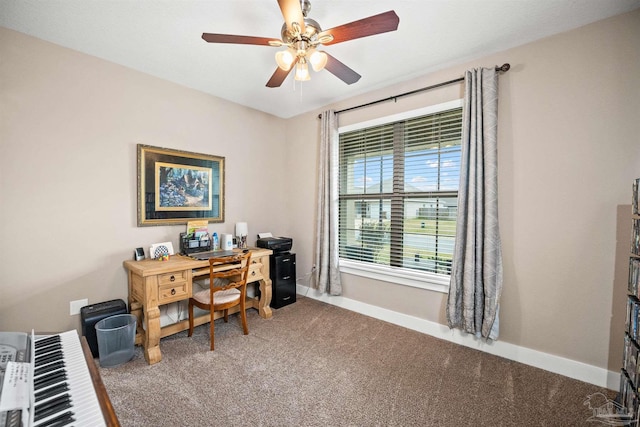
[299,79,304,103]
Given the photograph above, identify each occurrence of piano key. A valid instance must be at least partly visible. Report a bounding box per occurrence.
[35,350,63,364]
[35,382,69,401]
[35,410,74,427]
[34,335,60,348]
[34,343,62,357]
[35,350,64,366]
[35,360,66,377]
[34,395,72,421]
[34,369,67,389]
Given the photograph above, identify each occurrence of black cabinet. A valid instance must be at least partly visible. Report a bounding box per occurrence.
[270,252,296,309]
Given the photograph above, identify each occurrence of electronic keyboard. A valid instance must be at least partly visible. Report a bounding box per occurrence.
[0,330,118,427]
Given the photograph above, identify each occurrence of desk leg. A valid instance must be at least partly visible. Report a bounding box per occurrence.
[130,301,144,346]
[143,305,162,364]
[258,277,273,319]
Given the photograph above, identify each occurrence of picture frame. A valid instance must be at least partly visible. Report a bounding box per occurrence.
[137,144,225,226]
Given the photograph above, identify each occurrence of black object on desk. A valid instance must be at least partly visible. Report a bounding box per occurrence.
[256,236,292,253]
[180,232,212,255]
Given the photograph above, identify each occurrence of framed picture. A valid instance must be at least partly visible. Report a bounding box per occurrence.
[634,178,640,216]
[137,144,225,226]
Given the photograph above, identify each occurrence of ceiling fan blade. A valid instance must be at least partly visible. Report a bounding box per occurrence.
[266,60,297,88]
[277,0,305,34]
[324,53,361,85]
[319,10,399,45]
[202,33,278,46]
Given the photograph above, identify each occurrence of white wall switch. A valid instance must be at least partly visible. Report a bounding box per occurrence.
[70,298,88,315]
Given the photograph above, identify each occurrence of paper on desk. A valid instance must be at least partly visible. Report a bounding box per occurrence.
[187,220,209,239]
[0,362,30,412]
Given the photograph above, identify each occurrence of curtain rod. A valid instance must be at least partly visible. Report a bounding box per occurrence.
[317,63,510,118]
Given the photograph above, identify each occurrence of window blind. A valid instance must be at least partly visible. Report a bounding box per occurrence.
[338,107,463,276]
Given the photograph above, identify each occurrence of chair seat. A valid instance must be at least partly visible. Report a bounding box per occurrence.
[193,288,241,305]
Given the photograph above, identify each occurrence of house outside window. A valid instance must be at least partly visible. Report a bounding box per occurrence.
[337,100,463,292]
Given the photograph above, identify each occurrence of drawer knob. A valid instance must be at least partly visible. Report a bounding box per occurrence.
[170,275,175,282]
[171,288,176,295]
[251,271,256,276]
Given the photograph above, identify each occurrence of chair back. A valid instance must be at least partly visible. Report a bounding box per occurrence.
[208,251,252,293]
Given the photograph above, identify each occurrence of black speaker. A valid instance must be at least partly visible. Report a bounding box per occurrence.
[80,299,128,357]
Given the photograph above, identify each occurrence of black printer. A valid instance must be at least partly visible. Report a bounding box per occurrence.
[257,236,292,253]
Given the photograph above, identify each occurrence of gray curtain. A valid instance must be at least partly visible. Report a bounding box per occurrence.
[313,110,342,295]
[446,67,503,340]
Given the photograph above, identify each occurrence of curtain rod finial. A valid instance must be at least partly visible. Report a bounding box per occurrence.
[497,63,510,72]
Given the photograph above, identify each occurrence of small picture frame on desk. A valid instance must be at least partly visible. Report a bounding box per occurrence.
[134,247,145,261]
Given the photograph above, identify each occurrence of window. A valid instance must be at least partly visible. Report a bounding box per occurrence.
[338,100,463,292]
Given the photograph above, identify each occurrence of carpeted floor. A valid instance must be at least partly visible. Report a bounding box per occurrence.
[98,297,615,426]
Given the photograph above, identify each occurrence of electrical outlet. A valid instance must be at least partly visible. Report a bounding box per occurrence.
[70,298,88,315]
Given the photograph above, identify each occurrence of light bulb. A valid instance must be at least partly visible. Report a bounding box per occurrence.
[275,49,295,71]
[295,61,310,81]
[308,49,328,72]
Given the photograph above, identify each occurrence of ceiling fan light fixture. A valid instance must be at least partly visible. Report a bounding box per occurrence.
[308,49,328,72]
[295,61,310,81]
[275,48,296,71]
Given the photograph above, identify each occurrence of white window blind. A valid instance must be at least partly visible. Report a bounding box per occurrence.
[338,105,463,281]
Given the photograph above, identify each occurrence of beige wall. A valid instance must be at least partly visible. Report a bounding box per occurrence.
[1,8,639,377]
[0,27,288,332]
[286,9,640,372]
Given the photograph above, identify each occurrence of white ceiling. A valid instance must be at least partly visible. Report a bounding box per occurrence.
[2,0,639,119]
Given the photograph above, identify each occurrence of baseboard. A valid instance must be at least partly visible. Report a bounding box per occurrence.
[296,284,619,390]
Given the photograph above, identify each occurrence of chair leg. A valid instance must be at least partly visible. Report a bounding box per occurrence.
[209,308,215,351]
[240,295,248,335]
[188,300,194,337]
[223,309,229,323]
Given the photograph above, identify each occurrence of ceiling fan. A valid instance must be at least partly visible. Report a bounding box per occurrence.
[202,0,399,88]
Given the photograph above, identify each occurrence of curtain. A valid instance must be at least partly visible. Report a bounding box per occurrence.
[446,68,503,340]
[313,110,342,295]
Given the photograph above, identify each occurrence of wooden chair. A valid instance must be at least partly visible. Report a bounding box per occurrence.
[188,251,252,350]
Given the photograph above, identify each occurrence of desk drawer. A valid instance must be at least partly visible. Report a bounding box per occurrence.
[248,262,263,282]
[158,271,188,286]
[158,280,190,304]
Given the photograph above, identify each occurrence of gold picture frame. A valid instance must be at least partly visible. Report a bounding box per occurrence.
[137,144,225,226]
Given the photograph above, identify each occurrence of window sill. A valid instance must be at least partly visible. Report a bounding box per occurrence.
[338,259,449,293]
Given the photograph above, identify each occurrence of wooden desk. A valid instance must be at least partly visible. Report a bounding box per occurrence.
[123,248,272,364]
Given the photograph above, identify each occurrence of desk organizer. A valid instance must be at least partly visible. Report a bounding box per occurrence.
[180,232,212,255]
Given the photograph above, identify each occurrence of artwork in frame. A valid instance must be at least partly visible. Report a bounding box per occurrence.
[137,144,225,226]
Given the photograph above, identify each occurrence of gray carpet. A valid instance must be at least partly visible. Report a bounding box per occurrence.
[98,297,614,426]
